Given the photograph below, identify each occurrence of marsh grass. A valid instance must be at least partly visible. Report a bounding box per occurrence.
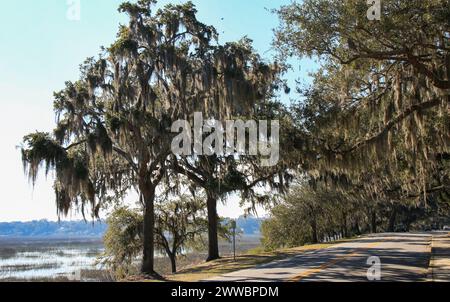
[0,248,18,259]
[1,262,61,272]
[0,238,105,281]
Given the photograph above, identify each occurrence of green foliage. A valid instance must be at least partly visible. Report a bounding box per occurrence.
[262,183,450,251]
[261,185,366,250]
[154,196,208,258]
[101,207,143,279]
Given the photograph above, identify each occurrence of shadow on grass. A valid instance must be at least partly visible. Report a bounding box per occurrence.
[165,241,353,282]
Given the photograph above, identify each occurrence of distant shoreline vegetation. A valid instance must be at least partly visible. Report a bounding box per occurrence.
[0,220,107,238]
[0,217,263,239]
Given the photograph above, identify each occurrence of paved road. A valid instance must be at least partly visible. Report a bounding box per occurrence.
[430,232,450,282]
[208,233,437,282]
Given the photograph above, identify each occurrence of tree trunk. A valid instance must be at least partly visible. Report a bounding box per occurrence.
[342,212,348,237]
[388,207,397,232]
[311,217,318,244]
[354,221,361,235]
[405,222,411,232]
[169,252,177,274]
[206,193,220,261]
[371,211,377,234]
[141,187,157,277]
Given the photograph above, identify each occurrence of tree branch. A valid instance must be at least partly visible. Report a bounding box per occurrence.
[341,98,443,154]
[112,146,138,173]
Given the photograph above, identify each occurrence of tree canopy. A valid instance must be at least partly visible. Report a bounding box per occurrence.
[275,0,449,205]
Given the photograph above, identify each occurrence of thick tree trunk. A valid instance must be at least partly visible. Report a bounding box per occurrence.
[141,187,157,277]
[206,193,220,261]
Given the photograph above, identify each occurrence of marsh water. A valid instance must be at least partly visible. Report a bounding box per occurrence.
[0,238,107,281]
[0,235,262,281]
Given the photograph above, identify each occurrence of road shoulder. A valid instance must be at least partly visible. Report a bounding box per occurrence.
[428,232,450,282]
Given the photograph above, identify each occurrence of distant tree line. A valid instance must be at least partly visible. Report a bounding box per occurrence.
[0,220,107,238]
[261,184,450,251]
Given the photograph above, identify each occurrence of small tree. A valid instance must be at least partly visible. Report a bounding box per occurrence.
[154,195,208,273]
[102,196,222,277]
[101,207,143,279]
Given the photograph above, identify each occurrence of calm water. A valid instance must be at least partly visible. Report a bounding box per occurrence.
[0,236,262,281]
[0,238,105,281]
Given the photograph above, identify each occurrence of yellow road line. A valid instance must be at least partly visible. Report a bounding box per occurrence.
[289,242,380,282]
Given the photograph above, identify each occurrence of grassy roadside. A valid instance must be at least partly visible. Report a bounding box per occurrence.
[164,238,355,282]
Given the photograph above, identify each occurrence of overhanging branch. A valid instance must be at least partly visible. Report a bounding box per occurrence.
[341,98,443,154]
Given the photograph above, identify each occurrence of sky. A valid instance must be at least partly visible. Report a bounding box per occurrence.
[0,0,315,222]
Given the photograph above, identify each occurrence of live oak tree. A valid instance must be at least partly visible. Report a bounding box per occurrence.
[275,0,450,206]
[170,101,295,261]
[21,0,283,277]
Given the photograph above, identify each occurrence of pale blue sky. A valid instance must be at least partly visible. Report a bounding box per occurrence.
[0,0,314,222]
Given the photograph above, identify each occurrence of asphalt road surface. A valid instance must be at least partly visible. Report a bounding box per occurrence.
[208,233,436,282]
